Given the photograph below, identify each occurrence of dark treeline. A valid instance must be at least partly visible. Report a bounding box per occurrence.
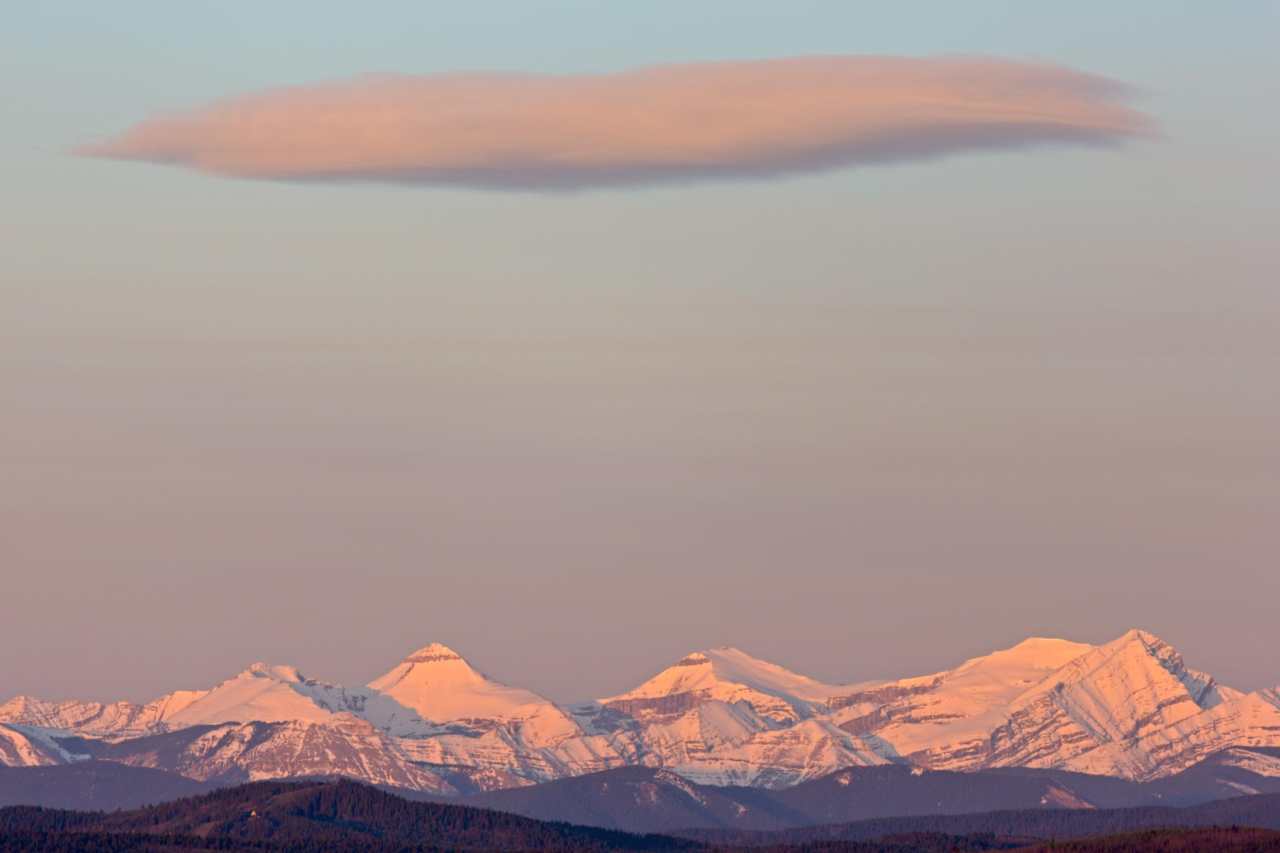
[5,827,1280,852]
[1014,827,1280,852]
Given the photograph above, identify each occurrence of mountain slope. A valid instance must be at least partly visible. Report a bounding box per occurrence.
[0,723,84,767]
[827,637,1093,765]
[984,630,1262,778]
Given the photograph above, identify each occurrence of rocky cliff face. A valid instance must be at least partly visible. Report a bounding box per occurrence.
[3,630,1277,792]
[0,692,205,740]
[56,718,455,793]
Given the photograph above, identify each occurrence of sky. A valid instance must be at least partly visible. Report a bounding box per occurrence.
[3,2,1278,703]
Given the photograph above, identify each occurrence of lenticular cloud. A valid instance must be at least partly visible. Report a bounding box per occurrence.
[79,56,1150,189]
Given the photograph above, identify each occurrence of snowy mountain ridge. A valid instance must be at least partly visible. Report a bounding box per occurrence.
[2,629,1277,794]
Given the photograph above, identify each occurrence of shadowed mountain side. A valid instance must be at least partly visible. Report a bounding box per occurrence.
[455,754,1280,834]
[465,765,805,834]
[457,765,1142,833]
[1143,746,1280,802]
[0,762,212,811]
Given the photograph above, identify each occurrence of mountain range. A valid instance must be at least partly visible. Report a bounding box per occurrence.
[2,629,1278,797]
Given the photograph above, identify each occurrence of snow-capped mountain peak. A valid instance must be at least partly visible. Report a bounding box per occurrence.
[370,644,493,695]
[949,636,1095,677]
[400,643,466,664]
[822,635,1095,765]
[367,644,581,745]
[157,663,359,728]
[242,662,307,683]
[970,628,1255,779]
[601,645,841,725]
[1020,628,1230,728]
[696,646,844,704]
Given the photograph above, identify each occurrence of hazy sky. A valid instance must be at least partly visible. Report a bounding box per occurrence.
[4,2,1278,703]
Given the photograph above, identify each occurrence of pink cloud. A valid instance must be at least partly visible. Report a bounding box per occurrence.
[78,56,1151,189]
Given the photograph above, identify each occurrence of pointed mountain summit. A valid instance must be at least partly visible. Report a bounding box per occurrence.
[368,644,580,746]
[1015,629,1234,740]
